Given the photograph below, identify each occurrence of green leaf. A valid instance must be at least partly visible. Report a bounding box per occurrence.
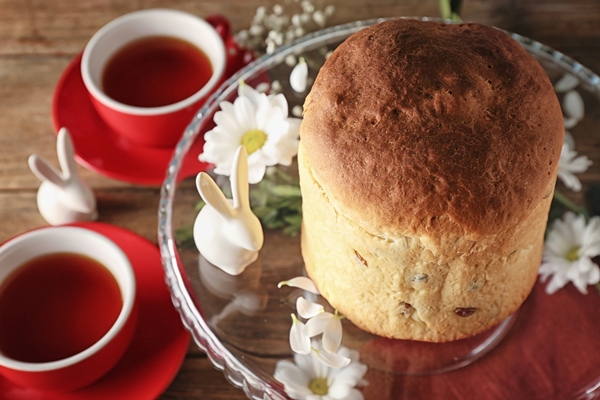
[270,184,302,198]
[553,190,590,220]
[175,225,195,248]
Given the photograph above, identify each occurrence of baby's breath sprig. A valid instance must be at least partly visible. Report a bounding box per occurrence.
[235,0,335,55]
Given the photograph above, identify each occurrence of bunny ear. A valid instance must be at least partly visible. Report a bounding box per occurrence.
[28,154,66,187]
[230,146,250,210]
[196,172,236,219]
[56,127,78,180]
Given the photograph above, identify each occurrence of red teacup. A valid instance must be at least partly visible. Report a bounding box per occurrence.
[81,9,230,148]
[0,226,137,392]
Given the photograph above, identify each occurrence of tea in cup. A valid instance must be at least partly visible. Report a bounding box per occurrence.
[0,226,137,391]
[80,8,227,148]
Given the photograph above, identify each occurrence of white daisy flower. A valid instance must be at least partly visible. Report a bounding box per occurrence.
[558,139,592,192]
[539,211,600,294]
[199,83,300,184]
[274,342,367,400]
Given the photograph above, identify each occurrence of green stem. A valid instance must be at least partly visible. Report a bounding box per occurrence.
[553,190,590,220]
[439,0,452,19]
[439,0,462,22]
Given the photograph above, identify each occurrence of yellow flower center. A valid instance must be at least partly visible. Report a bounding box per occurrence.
[565,246,581,262]
[241,129,267,154]
[309,377,329,396]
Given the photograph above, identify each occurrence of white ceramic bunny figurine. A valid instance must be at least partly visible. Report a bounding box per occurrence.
[193,145,264,275]
[28,127,98,225]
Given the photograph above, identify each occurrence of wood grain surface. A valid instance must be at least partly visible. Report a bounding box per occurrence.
[1,0,599,399]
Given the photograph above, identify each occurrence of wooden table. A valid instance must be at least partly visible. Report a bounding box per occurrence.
[1,0,599,399]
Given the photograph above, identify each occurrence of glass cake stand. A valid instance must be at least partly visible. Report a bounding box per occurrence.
[158,18,600,400]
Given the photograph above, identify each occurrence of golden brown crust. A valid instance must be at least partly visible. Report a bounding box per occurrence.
[298,19,564,341]
[300,19,563,238]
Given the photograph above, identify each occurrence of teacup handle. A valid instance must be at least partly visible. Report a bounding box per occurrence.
[205,14,255,79]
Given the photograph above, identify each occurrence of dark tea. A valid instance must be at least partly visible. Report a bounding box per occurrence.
[101,35,213,108]
[0,253,123,363]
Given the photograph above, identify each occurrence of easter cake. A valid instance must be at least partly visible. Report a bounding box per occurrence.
[297,19,564,342]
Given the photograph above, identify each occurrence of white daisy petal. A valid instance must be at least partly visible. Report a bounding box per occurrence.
[545,272,569,294]
[256,144,282,166]
[330,351,367,384]
[233,96,257,129]
[246,162,267,184]
[571,213,588,237]
[576,257,594,273]
[214,109,244,135]
[274,361,313,399]
[238,82,262,105]
[544,230,572,256]
[327,382,352,399]
[567,155,593,173]
[304,312,335,338]
[563,116,580,129]
[564,131,575,149]
[557,170,582,192]
[254,95,273,130]
[297,296,325,319]
[563,90,585,120]
[343,388,366,400]
[270,93,289,116]
[294,352,318,380]
[274,360,310,386]
[290,314,312,354]
[554,73,579,93]
[571,274,589,294]
[322,316,343,354]
[314,348,351,369]
[588,265,600,285]
[582,216,600,247]
[278,277,321,294]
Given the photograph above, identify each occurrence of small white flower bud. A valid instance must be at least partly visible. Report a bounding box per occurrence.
[255,82,271,93]
[290,57,308,93]
[292,105,303,117]
[249,24,264,36]
[285,54,298,66]
[312,10,326,26]
[272,80,283,93]
[300,12,311,24]
[291,14,302,26]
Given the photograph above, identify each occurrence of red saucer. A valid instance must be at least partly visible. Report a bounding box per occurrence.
[51,53,210,186]
[0,222,191,399]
